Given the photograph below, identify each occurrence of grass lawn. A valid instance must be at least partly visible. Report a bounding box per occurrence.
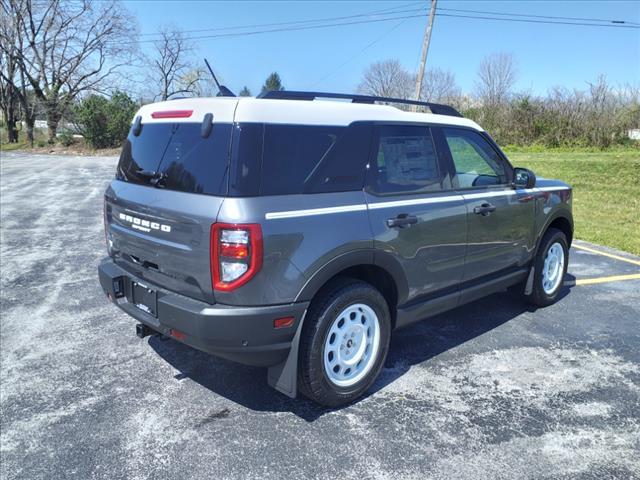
[505,148,640,255]
[0,126,49,150]
[0,141,29,151]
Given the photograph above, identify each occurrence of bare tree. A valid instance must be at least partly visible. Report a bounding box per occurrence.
[16,71,39,145]
[420,68,461,103]
[476,52,518,107]
[619,82,640,106]
[0,1,38,145]
[357,60,464,112]
[584,75,634,147]
[0,51,19,143]
[358,59,413,99]
[148,27,206,101]
[0,2,21,143]
[183,68,218,97]
[6,0,136,142]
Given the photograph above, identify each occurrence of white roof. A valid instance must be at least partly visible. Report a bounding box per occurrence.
[135,96,483,131]
[135,97,238,124]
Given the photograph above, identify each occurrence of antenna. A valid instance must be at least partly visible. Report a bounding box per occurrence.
[204,58,236,97]
[204,58,221,90]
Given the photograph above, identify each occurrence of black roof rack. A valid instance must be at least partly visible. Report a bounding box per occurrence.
[257,90,463,118]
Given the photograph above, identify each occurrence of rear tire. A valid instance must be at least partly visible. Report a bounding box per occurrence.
[523,228,569,307]
[298,279,391,407]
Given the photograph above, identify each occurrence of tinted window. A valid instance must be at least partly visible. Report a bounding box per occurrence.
[117,124,173,184]
[369,125,441,195]
[261,124,343,195]
[302,123,372,194]
[117,122,232,195]
[229,123,371,196]
[229,123,262,196]
[443,128,508,188]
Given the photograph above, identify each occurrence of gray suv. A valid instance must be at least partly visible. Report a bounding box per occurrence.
[99,91,573,406]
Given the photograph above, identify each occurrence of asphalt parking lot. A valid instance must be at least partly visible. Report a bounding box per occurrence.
[1,152,639,480]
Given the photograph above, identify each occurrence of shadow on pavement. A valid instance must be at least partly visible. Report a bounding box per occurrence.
[150,280,574,422]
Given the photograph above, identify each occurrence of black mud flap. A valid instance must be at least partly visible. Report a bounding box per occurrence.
[267,311,306,398]
[524,265,535,295]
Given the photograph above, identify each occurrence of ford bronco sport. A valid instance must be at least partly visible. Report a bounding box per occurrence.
[99,90,573,406]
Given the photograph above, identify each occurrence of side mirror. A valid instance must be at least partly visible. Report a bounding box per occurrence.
[513,167,536,189]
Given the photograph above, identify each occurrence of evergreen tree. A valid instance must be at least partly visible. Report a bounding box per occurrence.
[239,86,252,96]
[260,72,284,95]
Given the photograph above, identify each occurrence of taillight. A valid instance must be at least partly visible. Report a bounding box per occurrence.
[103,197,112,254]
[151,110,193,119]
[211,223,263,291]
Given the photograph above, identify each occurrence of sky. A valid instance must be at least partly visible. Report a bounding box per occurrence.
[123,0,640,97]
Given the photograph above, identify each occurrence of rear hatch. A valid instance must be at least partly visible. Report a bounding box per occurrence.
[104,98,238,303]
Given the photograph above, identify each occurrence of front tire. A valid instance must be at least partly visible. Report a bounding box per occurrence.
[524,228,569,307]
[298,279,391,407]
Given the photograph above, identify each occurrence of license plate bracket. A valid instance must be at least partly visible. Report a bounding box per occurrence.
[132,282,157,317]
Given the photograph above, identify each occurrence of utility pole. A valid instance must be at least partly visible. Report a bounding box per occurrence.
[413,0,437,106]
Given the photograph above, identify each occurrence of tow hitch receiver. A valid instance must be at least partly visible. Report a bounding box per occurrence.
[136,323,154,339]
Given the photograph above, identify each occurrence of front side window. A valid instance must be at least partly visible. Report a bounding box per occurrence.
[369,125,441,195]
[443,128,508,188]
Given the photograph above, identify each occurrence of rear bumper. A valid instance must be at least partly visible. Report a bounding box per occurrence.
[98,258,308,367]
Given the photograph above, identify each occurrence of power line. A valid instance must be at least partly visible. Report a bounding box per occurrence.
[137,3,426,37]
[132,14,429,45]
[438,7,640,27]
[436,12,640,29]
[312,18,411,87]
[129,8,638,46]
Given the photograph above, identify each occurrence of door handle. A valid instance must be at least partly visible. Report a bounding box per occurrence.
[386,214,418,228]
[473,203,496,216]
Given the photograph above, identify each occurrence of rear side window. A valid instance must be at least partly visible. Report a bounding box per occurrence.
[117,122,232,195]
[303,123,372,194]
[229,123,372,196]
[369,125,441,195]
[229,123,262,196]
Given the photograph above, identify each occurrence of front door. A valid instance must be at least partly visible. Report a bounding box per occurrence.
[437,127,536,283]
[365,124,467,305]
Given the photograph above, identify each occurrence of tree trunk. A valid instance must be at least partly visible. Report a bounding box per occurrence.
[7,121,18,142]
[2,102,19,143]
[1,56,19,143]
[46,110,60,144]
[25,117,34,147]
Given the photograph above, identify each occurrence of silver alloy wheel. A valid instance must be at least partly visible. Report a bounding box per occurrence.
[323,303,381,388]
[542,242,565,294]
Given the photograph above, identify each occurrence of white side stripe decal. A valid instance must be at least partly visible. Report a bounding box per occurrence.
[538,186,570,192]
[462,190,517,200]
[367,195,462,210]
[264,187,569,219]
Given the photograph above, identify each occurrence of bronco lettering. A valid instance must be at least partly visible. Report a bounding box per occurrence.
[119,213,171,233]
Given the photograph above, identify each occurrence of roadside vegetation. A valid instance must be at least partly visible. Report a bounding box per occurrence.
[359,55,639,150]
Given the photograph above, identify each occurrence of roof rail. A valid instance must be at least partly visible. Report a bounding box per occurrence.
[257,90,463,117]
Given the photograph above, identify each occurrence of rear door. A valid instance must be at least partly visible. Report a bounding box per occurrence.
[105,103,235,304]
[436,127,536,282]
[365,124,467,305]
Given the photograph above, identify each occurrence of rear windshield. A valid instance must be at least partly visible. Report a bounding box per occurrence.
[117,122,232,195]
